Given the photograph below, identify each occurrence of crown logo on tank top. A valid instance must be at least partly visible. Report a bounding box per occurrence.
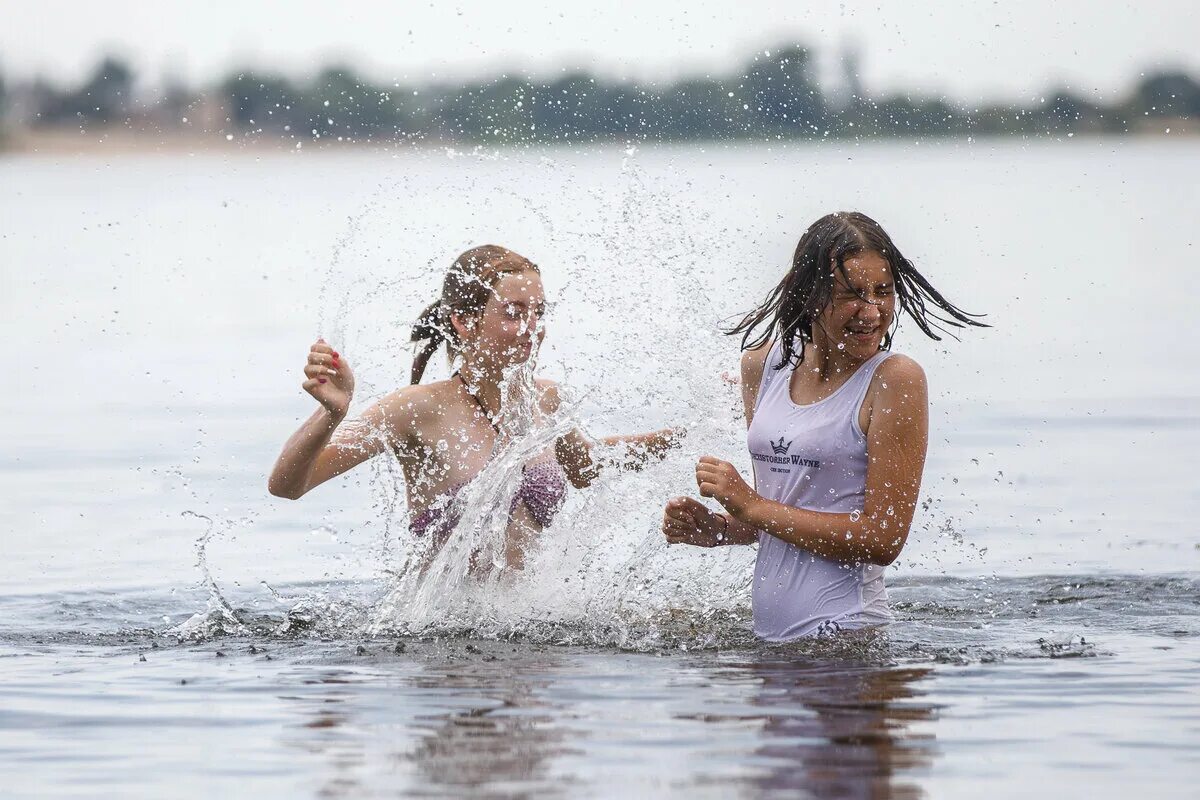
[771,437,792,455]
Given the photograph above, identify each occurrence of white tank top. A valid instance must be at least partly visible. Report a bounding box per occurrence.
[747,340,895,640]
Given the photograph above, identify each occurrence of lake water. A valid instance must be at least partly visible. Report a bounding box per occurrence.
[2,138,1198,798]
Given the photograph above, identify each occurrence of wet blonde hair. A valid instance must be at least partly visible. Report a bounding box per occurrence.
[409,244,540,384]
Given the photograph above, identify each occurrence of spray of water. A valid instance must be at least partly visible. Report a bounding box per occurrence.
[360,371,756,648]
[174,511,248,638]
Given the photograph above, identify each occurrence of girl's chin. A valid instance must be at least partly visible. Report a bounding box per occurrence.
[841,335,882,355]
[503,344,536,365]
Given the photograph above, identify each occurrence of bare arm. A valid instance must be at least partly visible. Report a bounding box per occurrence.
[540,381,682,489]
[267,401,409,499]
[555,424,684,489]
[268,341,414,499]
[694,356,929,566]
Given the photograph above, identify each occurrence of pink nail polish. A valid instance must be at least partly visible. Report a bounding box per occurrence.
[318,378,327,384]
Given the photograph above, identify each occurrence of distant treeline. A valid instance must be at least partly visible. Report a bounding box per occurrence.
[3,44,1199,146]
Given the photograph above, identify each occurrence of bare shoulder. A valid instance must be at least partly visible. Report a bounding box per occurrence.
[372,381,466,451]
[379,381,438,408]
[739,339,773,384]
[372,382,447,426]
[536,378,563,414]
[875,353,927,390]
[862,354,927,438]
[868,354,928,423]
[738,340,773,426]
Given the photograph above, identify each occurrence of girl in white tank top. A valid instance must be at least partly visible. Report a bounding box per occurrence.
[747,343,894,639]
[662,212,986,641]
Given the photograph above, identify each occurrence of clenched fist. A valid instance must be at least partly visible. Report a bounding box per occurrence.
[662,496,728,547]
[695,456,758,518]
[302,338,354,417]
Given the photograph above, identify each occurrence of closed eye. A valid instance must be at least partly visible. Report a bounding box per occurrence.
[502,302,550,320]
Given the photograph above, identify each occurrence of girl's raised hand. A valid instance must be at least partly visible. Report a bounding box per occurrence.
[695,456,758,518]
[302,338,354,417]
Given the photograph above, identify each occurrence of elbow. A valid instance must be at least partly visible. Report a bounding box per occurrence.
[870,549,900,567]
[267,478,304,500]
[868,532,909,567]
[566,466,598,490]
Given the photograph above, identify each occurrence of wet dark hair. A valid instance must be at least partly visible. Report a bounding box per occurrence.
[728,211,987,369]
[410,244,540,384]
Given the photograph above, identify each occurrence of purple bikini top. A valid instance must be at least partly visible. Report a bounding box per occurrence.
[409,460,568,539]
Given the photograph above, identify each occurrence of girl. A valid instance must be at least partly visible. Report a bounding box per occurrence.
[662,212,985,640]
[270,244,678,570]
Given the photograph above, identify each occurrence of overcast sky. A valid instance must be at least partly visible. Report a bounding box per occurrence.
[3,1,1197,101]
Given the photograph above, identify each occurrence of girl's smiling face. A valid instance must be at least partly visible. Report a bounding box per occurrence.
[815,250,896,362]
[457,270,547,369]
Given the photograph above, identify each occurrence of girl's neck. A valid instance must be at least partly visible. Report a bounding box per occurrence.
[458,358,538,437]
[803,334,868,381]
[457,361,502,408]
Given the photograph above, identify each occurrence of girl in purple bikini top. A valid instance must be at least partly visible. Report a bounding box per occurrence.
[408,368,570,540]
[409,460,568,540]
[269,245,680,571]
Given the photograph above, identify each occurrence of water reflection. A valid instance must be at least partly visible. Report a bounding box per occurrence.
[407,659,571,795]
[283,670,370,798]
[279,646,936,797]
[276,655,570,797]
[744,656,938,799]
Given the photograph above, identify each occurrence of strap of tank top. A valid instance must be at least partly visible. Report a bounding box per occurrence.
[845,351,895,425]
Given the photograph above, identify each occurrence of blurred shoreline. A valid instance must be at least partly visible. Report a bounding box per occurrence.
[3,44,1197,157]
[2,122,1194,158]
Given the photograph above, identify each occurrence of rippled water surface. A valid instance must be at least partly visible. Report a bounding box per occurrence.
[2,140,1198,798]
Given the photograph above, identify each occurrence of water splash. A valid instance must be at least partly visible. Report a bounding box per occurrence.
[173,511,248,639]
[338,337,754,648]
